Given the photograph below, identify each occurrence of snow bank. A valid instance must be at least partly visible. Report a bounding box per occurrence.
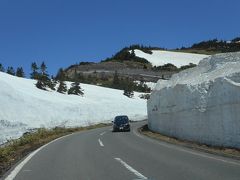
[134,49,209,68]
[0,72,147,144]
[147,52,240,148]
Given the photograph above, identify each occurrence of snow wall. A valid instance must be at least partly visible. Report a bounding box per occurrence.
[147,52,240,148]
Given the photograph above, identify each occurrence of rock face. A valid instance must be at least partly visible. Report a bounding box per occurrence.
[147,52,240,148]
[65,61,174,82]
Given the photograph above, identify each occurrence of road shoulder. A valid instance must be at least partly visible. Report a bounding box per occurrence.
[138,124,240,161]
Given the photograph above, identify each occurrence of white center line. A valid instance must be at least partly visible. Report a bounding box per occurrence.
[100,131,106,136]
[98,138,104,147]
[115,158,148,180]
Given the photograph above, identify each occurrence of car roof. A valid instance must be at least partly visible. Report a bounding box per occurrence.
[115,115,128,118]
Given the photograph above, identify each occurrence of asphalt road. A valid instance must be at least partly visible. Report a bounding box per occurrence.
[4,121,240,180]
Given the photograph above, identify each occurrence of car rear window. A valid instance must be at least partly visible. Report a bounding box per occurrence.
[115,116,129,124]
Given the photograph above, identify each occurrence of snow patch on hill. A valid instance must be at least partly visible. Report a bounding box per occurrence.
[134,81,156,90]
[0,72,147,144]
[148,52,240,148]
[134,49,209,67]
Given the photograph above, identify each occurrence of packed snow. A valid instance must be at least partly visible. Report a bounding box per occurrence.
[148,52,240,148]
[134,49,209,68]
[0,72,147,144]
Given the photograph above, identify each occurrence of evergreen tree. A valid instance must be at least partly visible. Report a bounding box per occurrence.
[51,77,58,88]
[123,88,134,98]
[0,64,5,72]
[6,66,15,76]
[68,69,84,96]
[40,62,47,74]
[16,67,25,77]
[123,78,134,98]
[130,49,135,58]
[68,81,84,95]
[57,80,68,93]
[36,63,46,90]
[36,74,53,90]
[30,62,39,79]
[40,61,54,89]
[48,79,56,90]
[36,78,46,90]
[35,62,55,90]
[112,71,120,89]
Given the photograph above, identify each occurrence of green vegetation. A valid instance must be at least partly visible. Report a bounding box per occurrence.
[79,62,95,66]
[36,62,55,91]
[67,70,84,96]
[139,94,150,100]
[103,49,149,64]
[0,123,109,178]
[0,64,5,72]
[101,44,164,64]
[30,62,40,80]
[152,63,197,72]
[232,37,240,43]
[1,65,25,77]
[178,38,240,54]
[128,44,164,54]
[179,63,197,70]
[63,37,240,94]
[190,38,240,52]
[56,68,68,94]
[152,63,178,72]
[6,66,15,76]
[16,67,25,78]
[123,77,134,98]
[57,80,68,93]
[68,81,84,96]
[109,72,151,93]
[172,48,218,55]
[66,70,151,93]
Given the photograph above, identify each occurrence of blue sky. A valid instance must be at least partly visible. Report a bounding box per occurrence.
[0,0,239,76]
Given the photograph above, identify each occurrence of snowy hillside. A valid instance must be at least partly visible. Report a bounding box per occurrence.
[134,49,209,67]
[0,72,147,144]
[148,52,240,148]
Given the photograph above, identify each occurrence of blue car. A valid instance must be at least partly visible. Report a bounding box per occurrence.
[112,115,130,132]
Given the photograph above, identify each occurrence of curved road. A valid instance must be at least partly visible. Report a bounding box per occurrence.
[4,121,240,180]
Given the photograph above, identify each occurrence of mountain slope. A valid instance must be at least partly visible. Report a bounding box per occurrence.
[0,72,147,144]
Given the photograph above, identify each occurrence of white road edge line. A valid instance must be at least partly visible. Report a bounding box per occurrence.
[115,158,147,180]
[133,129,240,167]
[5,133,74,180]
[100,131,106,136]
[98,138,104,147]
